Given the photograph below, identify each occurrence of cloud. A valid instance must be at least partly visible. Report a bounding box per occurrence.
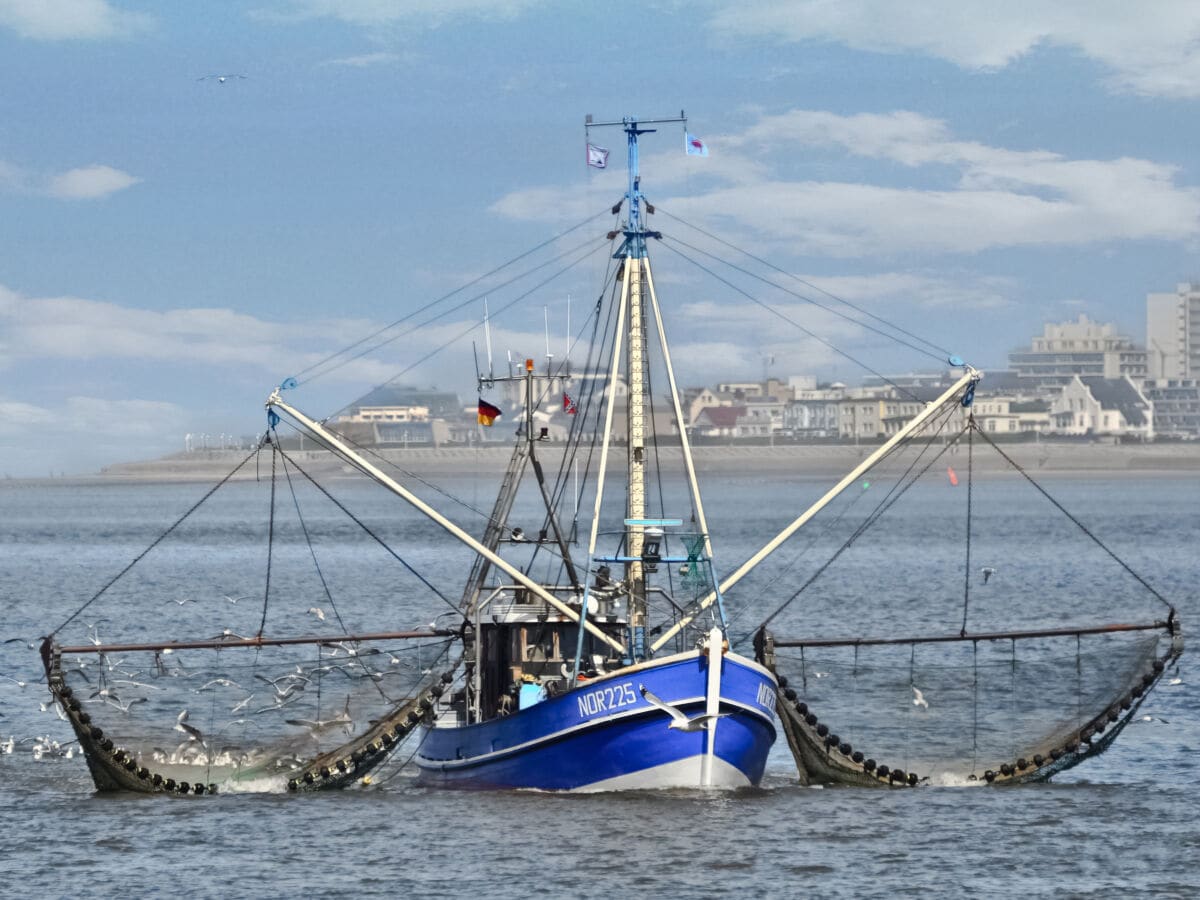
[707,1,1200,98]
[0,284,395,383]
[493,109,1200,258]
[320,51,400,68]
[0,0,150,40]
[1,160,141,200]
[259,0,540,27]
[47,164,141,200]
[0,394,188,477]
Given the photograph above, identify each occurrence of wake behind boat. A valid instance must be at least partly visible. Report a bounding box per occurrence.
[38,114,1181,795]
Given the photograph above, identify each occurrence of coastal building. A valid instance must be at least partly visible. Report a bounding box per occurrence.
[336,384,462,447]
[1049,376,1154,439]
[1146,283,1200,379]
[1141,379,1200,436]
[782,397,841,438]
[1009,315,1147,389]
[692,405,748,438]
[971,397,1052,435]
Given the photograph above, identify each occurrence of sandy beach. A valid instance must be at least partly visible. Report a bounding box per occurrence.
[9,439,1192,486]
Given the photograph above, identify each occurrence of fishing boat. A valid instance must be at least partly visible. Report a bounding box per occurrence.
[40,114,1182,795]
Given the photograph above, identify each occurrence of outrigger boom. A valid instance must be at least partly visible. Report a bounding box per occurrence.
[266,390,627,654]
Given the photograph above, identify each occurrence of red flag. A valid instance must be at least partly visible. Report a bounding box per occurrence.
[563,392,577,415]
[477,399,502,426]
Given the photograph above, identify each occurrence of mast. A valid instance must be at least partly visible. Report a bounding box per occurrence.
[587,113,689,661]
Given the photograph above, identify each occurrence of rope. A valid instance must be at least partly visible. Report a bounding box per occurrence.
[971,424,1174,610]
[292,207,615,386]
[50,444,264,636]
[654,205,953,360]
[277,449,466,623]
[661,231,949,366]
[745,402,965,637]
[960,422,974,636]
[257,441,279,637]
[322,235,612,404]
[656,239,925,403]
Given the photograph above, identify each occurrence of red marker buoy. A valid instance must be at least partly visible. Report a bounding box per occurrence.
[947,466,959,486]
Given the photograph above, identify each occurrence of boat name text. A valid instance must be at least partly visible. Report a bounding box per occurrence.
[756,682,777,712]
[577,682,638,718]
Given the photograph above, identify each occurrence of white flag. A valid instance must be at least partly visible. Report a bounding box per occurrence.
[587,143,609,169]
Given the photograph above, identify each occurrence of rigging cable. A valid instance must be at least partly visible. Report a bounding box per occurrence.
[278,451,391,700]
[278,449,467,624]
[50,443,264,636]
[324,236,614,403]
[656,239,926,403]
[960,419,975,636]
[655,206,953,360]
[742,401,965,640]
[256,438,279,637]
[971,423,1174,612]
[291,207,616,387]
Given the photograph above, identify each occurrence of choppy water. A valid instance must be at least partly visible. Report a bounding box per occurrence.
[1,469,1196,898]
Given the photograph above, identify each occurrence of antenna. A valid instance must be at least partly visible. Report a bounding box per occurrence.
[544,305,553,374]
[483,298,494,381]
[566,293,571,369]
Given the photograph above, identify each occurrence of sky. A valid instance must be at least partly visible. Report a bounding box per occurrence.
[4,1,1200,477]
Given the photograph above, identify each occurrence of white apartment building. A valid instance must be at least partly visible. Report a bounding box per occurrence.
[1146,283,1200,379]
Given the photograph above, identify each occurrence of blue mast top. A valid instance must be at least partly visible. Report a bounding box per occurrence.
[585,112,687,260]
[623,118,655,259]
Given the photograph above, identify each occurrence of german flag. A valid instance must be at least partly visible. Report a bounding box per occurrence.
[477,398,502,426]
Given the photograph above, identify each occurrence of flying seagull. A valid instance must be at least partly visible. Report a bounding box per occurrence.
[198,74,247,83]
[174,709,205,746]
[638,684,727,732]
[981,566,996,584]
[912,687,929,709]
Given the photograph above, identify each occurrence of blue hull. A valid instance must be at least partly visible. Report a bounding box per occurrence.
[415,650,777,791]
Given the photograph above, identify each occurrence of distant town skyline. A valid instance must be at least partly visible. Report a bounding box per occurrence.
[6,3,1200,476]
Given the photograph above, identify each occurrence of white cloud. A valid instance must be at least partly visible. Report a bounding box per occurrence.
[0,284,392,383]
[495,109,1200,258]
[1,160,141,200]
[0,0,150,40]
[320,51,400,68]
[708,1,1200,98]
[47,164,141,200]
[259,0,539,27]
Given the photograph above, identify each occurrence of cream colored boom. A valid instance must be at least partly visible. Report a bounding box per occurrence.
[267,393,626,654]
[650,369,979,653]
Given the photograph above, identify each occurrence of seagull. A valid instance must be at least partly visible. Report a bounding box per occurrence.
[230,694,255,713]
[912,687,929,709]
[197,678,242,693]
[222,594,250,604]
[106,695,148,714]
[174,709,205,745]
[3,676,28,689]
[1139,714,1170,724]
[198,74,247,83]
[168,596,196,606]
[638,684,728,732]
[1167,677,1183,686]
[286,697,353,736]
[981,567,996,585]
[308,607,326,622]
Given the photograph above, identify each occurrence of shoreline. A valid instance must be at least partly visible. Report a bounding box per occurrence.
[6,441,1200,487]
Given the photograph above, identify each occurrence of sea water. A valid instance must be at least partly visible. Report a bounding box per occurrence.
[0,471,1196,898]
